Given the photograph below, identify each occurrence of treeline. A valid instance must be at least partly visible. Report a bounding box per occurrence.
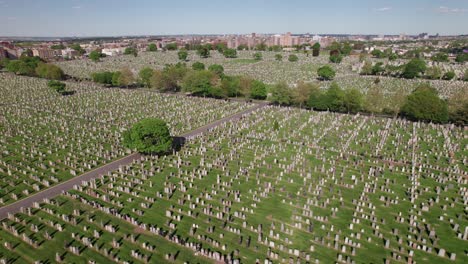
[0,56,65,80]
[269,81,465,125]
[91,62,268,99]
[89,63,466,126]
[361,58,468,81]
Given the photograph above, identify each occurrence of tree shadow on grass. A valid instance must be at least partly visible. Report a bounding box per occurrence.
[172,136,186,152]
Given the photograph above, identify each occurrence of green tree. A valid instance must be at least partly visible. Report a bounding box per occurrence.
[192,62,205,71]
[442,71,455,80]
[220,75,240,97]
[147,43,158,52]
[47,80,66,94]
[112,68,134,87]
[165,43,178,51]
[208,64,224,76]
[51,44,65,50]
[371,49,385,58]
[123,118,173,154]
[455,53,468,63]
[139,67,154,87]
[151,63,188,92]
[329,53,343,63]
[178,49,188,61]
[255,43,267,51]
[431,52,449,62]
[250,80,267,100]
[253,52,263,61]
[341,42,352,56]
[223,48,237,58]
[6,56,42,76]
[312,43,321,57]
[307,89,327,110]
[402,58,426,79]
[89,50,102,62]
[275,54,283,61]
[293,82,319,107]
[70,44,85,55]
[182,70,218,97]
[425,66,442,80]
[288,54,299,62]
[270,81,292,105]
[388,53,398,61]
[215,43,227,53]
[360,60,373,75]
[237,44,248,51]
[270,45,282,52]
[91,71,114,85]
[343,88,364,113]
[317,65,336,81]
[400,83,448,123]
[324,82,346,112]
[112,72,122,87]
[124,47,138,57]
[197,46,210,58]
[448,90,468,126]
[35,63,65,80]
[364,85,385,113]
[371,62,385,75]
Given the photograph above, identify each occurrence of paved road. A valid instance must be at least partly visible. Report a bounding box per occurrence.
[0,102,268,220]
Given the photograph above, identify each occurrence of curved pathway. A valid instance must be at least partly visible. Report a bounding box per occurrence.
[0,101,268,219]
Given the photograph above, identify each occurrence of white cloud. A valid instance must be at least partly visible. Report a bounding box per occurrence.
[72,6,81,9]
[376,7,392,12]
[436,6,467,14]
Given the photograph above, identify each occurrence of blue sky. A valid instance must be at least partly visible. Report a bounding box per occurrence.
[1,0,467,36]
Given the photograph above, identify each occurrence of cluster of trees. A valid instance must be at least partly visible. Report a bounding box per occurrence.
[124,47,138,57]
[91,68,134,87]
[361,58,465,81]
[2,56,65,80]
[270,81,466,124]
[70,43,85,55]
[269,82,364,114]
[90,62,268,99]
[370,48,398,61]
[89,50,106,62]
[147,43,158,52]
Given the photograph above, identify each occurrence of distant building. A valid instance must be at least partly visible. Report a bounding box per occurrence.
[0,47,7,59]
[102,48,125,56]
[32,48,55,60]
[61,48,79,58]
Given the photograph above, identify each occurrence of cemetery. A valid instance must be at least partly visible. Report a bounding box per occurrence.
[57,50,468,99]
[0,73,252,206]
[1,98,466,263]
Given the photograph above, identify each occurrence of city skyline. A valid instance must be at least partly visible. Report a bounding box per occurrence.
[1,0,468,37]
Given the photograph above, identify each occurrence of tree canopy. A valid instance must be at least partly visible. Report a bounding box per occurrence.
[35,63,65,80]
[123,118,173,154]
[288,54,299,62]
[197,46,210,58]
[192,62,205,71]
[147,43,157,52]
[249,80,267,100]
[270,81,292,105]
[47,80,66,94]
[317,65,336,81]
[402,58,426,79]
[400,83,448,123]
[223,48,237,58]
[178,49,188,61]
